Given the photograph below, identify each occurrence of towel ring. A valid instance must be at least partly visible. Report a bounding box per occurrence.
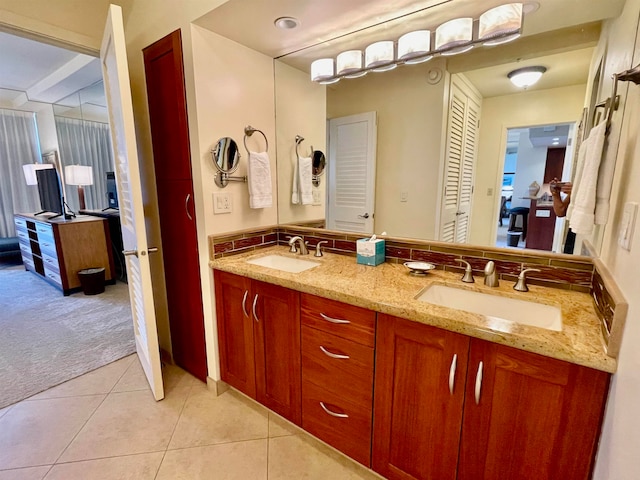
[243,125,268,155]
[295,135,304,158]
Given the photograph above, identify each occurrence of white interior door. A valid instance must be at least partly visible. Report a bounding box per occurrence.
[440,76,481,243]
[326,112,377,234]
[101,4,164,400]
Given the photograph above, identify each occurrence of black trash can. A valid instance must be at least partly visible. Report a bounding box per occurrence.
[506,231,521,247]
[78,267,106,295]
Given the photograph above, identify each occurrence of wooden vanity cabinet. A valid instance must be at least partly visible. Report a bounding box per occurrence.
[372,313,470,480]
[214,270,301,425]
[300,293,376,466]
[373,314,610,480]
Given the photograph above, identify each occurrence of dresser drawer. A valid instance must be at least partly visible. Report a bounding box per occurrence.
[302,380,372,467]
[302,326,374,408]
[42,252,60,273]
[301,293,376,347]
[38,237,58,257]
[15,228,30,244]
[35,222,53,237]
[23,256,35,271]
[19,243,33,261]
[14,217,27,230]
[44,267,62,287]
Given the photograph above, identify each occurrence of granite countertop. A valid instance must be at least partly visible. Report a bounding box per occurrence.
[210,245,616,373]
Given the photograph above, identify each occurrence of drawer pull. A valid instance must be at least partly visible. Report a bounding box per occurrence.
[449,353,457,396]
[320,313,350,324]
[474,361,484,405]
[241,290,249,318]
[252,294,259,322]
[320,346,350,360]
[320,401,349,418]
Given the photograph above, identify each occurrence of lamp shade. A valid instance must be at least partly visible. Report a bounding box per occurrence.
[479,3,523,46]
[311,58,335,83]
[365,41,396,72]
[398,30,432,64]
[65,165,94,186]
[508,66,547,88]
[435,17,474,55]
[23,163,54,185]
[337,50,364,77]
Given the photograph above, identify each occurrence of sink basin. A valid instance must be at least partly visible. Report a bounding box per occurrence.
[416,284,562,331]
[246,254,320,273]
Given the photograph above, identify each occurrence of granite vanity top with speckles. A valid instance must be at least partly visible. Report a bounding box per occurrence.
[211,246,616,373]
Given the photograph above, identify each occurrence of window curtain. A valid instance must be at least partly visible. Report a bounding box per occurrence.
[55,116,114,212]
[0,109,42,238]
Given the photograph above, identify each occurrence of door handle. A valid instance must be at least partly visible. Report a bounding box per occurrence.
[148,247,158,253]
[320,401,349,418]
[474,361,484,405]
[122,249,138,257]
[185,194,193,220]
[449,354,458,395]
[358,213,369,219]
[320,346,350,360]
[252,294,259,322]
[319,313,350,324]
[456,211,466,216]
[241,291,249,318]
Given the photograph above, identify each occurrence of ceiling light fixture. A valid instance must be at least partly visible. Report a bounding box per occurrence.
[310,2,527,84]
[507,66,547,88]
[274,17,300,30]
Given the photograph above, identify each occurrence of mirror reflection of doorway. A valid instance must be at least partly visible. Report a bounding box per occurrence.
[496,122,575,252]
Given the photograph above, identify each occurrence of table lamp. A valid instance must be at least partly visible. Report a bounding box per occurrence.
[65,165,94,211]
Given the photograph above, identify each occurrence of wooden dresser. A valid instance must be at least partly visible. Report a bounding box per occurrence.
[14,213,115,295]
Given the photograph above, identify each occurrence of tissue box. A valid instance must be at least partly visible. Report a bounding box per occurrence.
[356,238,385,266]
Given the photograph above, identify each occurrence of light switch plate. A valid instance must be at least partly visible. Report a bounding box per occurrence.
[618,202,638,251]
[213,192,232,214]
[400,191,408,202]
[312,188,322,206]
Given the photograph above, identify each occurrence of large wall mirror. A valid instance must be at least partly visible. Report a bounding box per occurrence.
[53,80,115,212]
[264,0,627,256]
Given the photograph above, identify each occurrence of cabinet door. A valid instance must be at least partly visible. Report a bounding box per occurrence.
[253,280,301,425]
[458,339,610,480]
[372,314,470,480]
[214,271,256,398]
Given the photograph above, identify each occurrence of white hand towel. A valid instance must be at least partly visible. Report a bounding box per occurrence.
[247,151,273,209]
[569,121,607,235]
[298,156,313,205]
[595,132,616,224]
[291,156,300,204]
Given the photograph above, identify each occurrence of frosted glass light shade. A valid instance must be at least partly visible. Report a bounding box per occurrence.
[337,50,364,77]
[479,3,523,46]
[508,66,547,88]
[435,17,474,55]
[365,41,396,72]
[22,163,54,185]
[398,30,432,64]
[311,58,335,83]
[65,165,94,186]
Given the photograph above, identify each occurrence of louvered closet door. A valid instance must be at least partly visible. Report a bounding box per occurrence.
[326,112,377,234]
[440,78,481,243]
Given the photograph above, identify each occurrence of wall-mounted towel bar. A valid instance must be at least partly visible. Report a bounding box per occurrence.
[295,135,313,158]
[243,125,268,156]
[597,64,640,135]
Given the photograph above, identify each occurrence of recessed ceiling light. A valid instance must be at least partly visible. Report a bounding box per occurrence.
[274,17,299,30]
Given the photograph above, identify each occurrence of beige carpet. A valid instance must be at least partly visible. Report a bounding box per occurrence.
[0,265,135,408]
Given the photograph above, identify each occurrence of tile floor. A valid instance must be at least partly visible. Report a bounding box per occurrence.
[0,355,382,479]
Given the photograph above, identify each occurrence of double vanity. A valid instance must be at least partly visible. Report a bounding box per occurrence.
[211,245,614,480]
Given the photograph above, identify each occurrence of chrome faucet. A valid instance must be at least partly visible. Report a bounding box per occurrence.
[484,261,499,287]
[314,241,328,257]
[456,259,475,283]
[288,236,309,255]
[513,268,541,292]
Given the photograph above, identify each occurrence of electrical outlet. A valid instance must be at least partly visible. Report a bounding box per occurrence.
[400,191,408,202]
[618,202,638,251]
[213,192,232,214]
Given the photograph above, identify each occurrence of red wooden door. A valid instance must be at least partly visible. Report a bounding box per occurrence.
[458,339,610,480]
[214,271,256,398]
[143,30,207,380]
[252,280,302,425]
[372,314,470,480]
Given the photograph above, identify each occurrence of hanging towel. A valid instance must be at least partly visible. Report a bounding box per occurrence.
[595,133,616,224]
[247,151,273,209]
[568,121,607,235]
[291,156,300,204]
[298,156,313,205]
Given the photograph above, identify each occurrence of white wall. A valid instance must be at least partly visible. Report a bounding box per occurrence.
[510,134,548,210]
[470,84,586,246]
[275,60,326,226]
[327,59,448,240]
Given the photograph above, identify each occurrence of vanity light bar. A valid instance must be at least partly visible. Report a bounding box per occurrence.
[310,2,524,83]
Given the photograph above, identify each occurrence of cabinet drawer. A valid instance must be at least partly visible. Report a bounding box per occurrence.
[14,217,27,230]
[44,267,62,286]
[23,256,35,271]
[16,229,30,244]
[302,326,374,408]
[301,293,376,347]
[42,252,60,273]
[35,222,53,237]
[302,380,372,467]
[19,243,33,261]
[38,237,57,256]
